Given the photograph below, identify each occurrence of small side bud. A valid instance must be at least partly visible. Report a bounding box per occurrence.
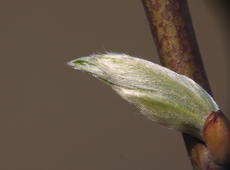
[191,144,225,170]
[203,111,230,166]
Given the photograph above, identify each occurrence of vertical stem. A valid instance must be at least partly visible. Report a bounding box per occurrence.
[142,0,210,91]
[141,0,230,169]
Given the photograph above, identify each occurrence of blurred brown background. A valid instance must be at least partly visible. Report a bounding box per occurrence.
[1,1,229,170]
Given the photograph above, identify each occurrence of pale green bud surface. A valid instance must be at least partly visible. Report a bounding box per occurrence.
[68,53,219,139]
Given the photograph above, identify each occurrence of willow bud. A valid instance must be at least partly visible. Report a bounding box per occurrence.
[68,53,219,139]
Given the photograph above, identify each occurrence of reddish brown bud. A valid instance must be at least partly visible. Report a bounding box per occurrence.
[203,111,230,166]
